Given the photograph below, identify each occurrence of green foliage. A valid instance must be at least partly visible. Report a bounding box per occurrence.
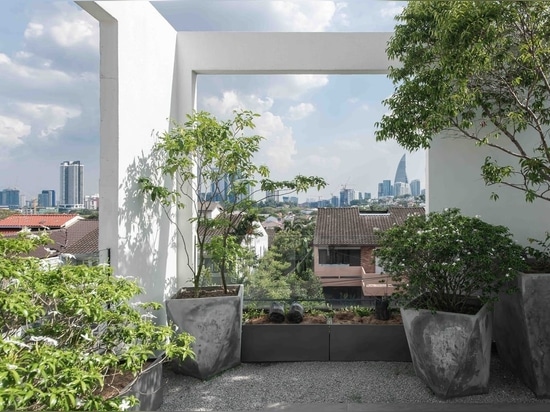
[0,231,194,411]
[139,110,326,296]
[524,231,550,272]
[374,208,526,313]
[375,1,550,203]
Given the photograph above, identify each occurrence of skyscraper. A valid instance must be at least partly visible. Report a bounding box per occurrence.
[410,179,421,197]
[0,189,20,208]
[38,190,56,208]
[394,154,409,184]
[59,161,84,209]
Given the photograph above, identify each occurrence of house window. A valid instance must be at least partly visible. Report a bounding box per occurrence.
[319,248,361,266]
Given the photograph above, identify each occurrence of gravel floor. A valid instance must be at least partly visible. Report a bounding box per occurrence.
[158,354,550,411]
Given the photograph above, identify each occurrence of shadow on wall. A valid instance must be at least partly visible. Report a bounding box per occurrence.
[119,147,178,325]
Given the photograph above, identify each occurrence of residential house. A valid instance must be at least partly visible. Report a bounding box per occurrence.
[313,206,425,302]
[0,214,99,266]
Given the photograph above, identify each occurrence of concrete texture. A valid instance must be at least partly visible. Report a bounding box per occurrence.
[125,355,164,411]
[401,303,493,398]
[166,285,243,380]
[494,273,550,398]
[329,324,411,362]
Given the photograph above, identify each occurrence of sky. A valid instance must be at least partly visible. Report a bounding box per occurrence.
[0,0,425,204]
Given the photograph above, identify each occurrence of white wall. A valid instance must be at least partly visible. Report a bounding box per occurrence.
[427,132,548,245]
[78,1,179,319]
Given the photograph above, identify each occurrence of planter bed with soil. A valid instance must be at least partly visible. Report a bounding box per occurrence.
[241,309,410,363]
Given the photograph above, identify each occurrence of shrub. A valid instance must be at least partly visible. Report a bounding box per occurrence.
[0,230,194,411]
[374,208,526,313]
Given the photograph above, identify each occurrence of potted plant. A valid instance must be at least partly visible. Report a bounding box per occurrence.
[0,230,194,411]
[375,208,525,398]
[138,109,325,379]
[493,232,550,398]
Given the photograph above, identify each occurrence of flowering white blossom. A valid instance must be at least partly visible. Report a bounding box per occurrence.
[29,336,58,346]
[119,398,132,411]
[6,364,17,371]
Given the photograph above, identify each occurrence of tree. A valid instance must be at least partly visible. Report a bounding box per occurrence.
[139,110,326,296]
[375,1,550,203]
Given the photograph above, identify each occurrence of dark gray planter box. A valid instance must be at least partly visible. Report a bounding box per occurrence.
[401,301,493,398]
[242,323,330,362]
[494,272,550,398]
[166,285,243,380]
[329,324,411,362]
[242,320,411,362]
[121,355,164,411]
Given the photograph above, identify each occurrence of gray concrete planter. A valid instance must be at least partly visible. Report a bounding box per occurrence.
[494,272,550,398]
[401,300,493,398]
[329,324,411,362]
[242,320,410,362]
[166,285,243,380]
[242,323,330,362]
[121,354,165,411]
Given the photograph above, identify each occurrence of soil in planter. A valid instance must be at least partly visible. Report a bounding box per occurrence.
[173,286,240,299]
[331,311,402,325]
[95,360,155,400]
[245,313,328,324]
[245,311,403,325]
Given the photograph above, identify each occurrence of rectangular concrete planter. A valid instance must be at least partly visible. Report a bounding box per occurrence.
[329,324,411,362]
[121,354,165,411]
[242,323,330,362]
[242,321,411,362]
[166,284,243,380]
[494,272,550,398]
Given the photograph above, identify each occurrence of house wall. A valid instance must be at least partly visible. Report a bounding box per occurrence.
[428,131,548,245]
[360,247,375,273]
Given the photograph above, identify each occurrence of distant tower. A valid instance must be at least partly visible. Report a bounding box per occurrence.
[59,161,84,209]
[394,154,409,184]
[410,179,421,197]
[38,190,56,208]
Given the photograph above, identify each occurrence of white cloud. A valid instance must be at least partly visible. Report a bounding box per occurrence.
[0,52,73,88]
[268,1,337,31]
[287,103,315,120]
[15,103,81,139]
[0,115,31,149]
[380,1,405,19]
[24,22,44,39]
[254,112,297,175]
[267,75,329,100]
[202,91,274,117]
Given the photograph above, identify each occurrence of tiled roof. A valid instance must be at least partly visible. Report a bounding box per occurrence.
[2,219,98,258]
[313,206,425,246]
[0,214,81,230]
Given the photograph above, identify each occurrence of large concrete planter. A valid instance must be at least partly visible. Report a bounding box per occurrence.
[329,324,411,362]
[494,272,550,398]
[166,285,243,380]
[121,354,165,411]
[401,300,493,398]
